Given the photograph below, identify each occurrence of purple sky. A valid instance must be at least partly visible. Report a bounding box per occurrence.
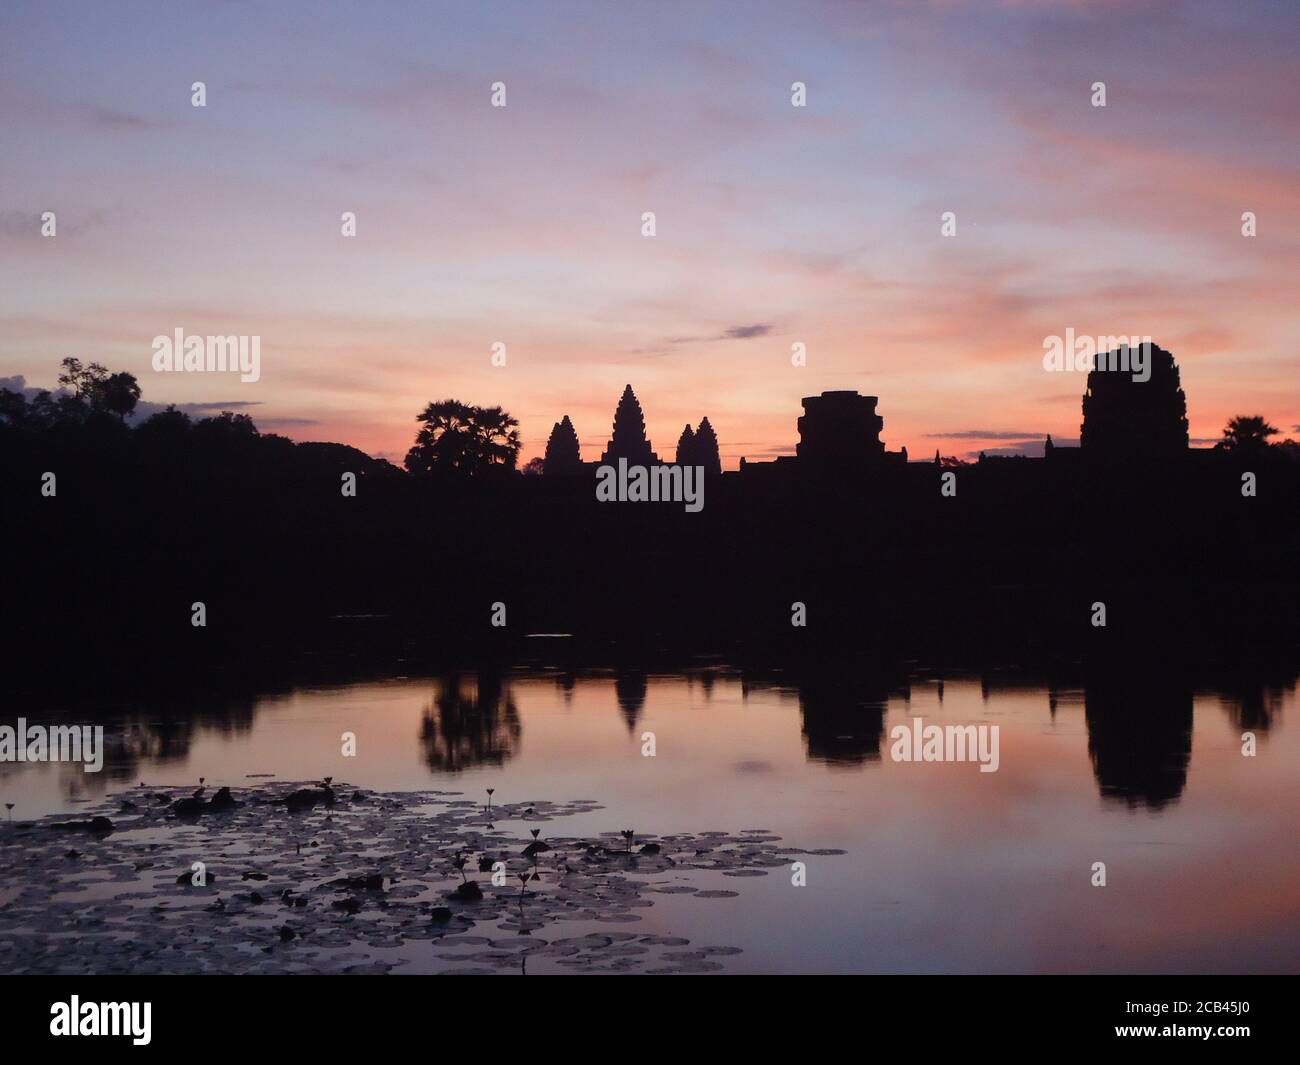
[2,0,1297,465]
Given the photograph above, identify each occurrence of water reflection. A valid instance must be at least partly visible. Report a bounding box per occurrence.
[5,657,1294,974]
[794,674,891,766]
[1083,672,1193,810]
[1217,681,1287,732]
[4,659,1292,811]
[6,690,266,803]
[418,672,521,773]
[614,670,647,732]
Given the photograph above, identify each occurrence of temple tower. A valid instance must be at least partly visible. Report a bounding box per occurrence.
[796,391,886,471]
[601,385,660,465]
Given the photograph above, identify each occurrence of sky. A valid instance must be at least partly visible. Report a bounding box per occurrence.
[1,0,1297,466]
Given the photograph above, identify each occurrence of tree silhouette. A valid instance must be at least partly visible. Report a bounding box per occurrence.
[49,358,140,422]
[543,414,582,474]
[28,390,87,428]
[0,388,32,429]
[404,400,521,476]
[135,405,193,444]
[57,357,110,405]
[195,410,259,440]
[694,417,722,474]
[1219,415,1279,453]
[101,372,142,422]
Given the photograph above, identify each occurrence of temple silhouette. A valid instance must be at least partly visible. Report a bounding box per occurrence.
[2,341,1297,670]
[601,384,660,467]
[538,344,1216,488]
[545,383,721,476]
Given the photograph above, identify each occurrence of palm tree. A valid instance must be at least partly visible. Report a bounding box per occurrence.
[1219,415,1279,452]
[404,400,521,476]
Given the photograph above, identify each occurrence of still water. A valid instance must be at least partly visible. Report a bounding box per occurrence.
[3,664,1297,973]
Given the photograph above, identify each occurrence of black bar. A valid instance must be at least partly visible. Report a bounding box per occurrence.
[2,975,1287,1052]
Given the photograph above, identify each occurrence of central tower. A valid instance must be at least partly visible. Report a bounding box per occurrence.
[796,391,886,471]
[601,384,660,466]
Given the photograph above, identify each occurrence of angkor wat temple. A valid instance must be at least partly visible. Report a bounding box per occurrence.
[509,342,1296,654]
[543,382,721,475]
[543,343,1208,486]
[3,342,1295,677]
